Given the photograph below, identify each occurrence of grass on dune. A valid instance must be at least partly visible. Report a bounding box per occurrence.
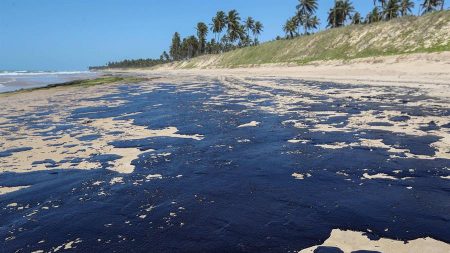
[174,11,450,68]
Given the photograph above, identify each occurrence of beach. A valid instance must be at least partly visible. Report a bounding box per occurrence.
[1,53,450,252]
[139,51,450,98]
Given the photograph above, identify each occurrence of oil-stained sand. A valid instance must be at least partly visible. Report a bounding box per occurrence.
[0,74,449,252]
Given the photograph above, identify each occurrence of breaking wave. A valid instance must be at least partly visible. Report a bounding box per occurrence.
[0,71,91,76]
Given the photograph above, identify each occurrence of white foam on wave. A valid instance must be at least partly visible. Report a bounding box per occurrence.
[0,71,92,76]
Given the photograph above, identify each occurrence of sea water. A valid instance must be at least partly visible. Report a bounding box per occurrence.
[0,71,100,93]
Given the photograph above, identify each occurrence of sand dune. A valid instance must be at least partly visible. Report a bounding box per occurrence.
[113,52,450,99]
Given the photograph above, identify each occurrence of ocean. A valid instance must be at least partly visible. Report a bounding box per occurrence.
[0,71,100,93]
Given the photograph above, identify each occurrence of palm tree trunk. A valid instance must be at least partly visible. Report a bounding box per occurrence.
[334,0,337,28]
[218,31,222,52]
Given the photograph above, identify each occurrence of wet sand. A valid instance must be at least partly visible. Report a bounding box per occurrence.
[1,56,449,252]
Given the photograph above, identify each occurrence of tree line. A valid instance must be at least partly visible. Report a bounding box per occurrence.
[283,0,446,39]
[169,10,263,61]
[89,58,170,70]
[91,0,446,69]
[90,9,263,69]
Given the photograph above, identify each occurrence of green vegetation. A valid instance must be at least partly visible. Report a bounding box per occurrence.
[92,0,448,69]
[0,76,147,96]
[167,9,264,61]
[168,10,450,68]
[44,76,145,88]
[90,59,170,70]
[91,9,264,69]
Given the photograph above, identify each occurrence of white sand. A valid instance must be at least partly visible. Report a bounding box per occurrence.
[362,173,398,180]
[109,177,124,185]
[292,172,311,180]
[299,229,450,253]
[237,121,260,128]
[0,186,30,195]
[146,174,163,180]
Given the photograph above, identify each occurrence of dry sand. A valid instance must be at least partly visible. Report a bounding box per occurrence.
[0,186,30,196]
[299,229,450,253]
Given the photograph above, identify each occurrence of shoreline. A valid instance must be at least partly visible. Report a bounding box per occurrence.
[0,71,102,94]
[0,76,148,96]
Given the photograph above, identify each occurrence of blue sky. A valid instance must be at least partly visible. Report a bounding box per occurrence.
[0,0,448,71]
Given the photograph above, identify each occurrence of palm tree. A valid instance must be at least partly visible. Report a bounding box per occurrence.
[367,6,382,23]
[298,14,320,35]
[211,11,227,43]
[374,0,387,7]
[283,17,298,39]
[238,24,248,47]
[352,12,362,24]
[182,36,199,59]
[328,2,338,28]
[421,0,442,14]
[244,17,255,39]
[297,13,307,34]
[327,0,354,28]
[161,51,170,62]
[252,21,263,45]
[400,0,415,16]
[308,16,320,33]
[292,15,301,35]
[196,22,208,55]
[296,0,318,35]
[221,34,231,51]
[384,0,401,20]
[341,0,355,21]
[169,32,182,60]
[297,0,318,16]
[227,10,242,45]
